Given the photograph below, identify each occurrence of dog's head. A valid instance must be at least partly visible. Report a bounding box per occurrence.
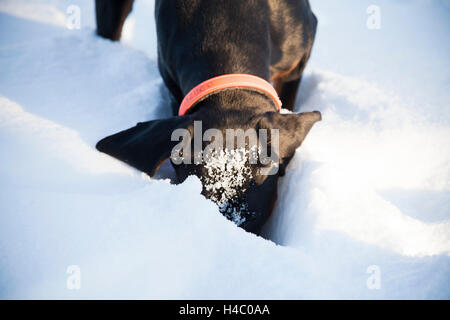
[96,110,320,234]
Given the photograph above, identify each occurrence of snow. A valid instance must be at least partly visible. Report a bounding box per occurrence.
[0,0,449,299]
[203,148,254,205]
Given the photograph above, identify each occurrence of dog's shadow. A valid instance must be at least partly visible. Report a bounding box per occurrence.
[293,72,322,113]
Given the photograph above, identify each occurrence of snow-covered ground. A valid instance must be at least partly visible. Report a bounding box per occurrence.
[0,0,449,299]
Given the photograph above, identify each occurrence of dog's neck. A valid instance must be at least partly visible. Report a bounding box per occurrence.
[178,65,271,98]
[187,87,277,120]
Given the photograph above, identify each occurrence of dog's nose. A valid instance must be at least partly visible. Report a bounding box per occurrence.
[219,199,253,227]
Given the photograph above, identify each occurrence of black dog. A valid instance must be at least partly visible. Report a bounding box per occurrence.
[95,0,320,235]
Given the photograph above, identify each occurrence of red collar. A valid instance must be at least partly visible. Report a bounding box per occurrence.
[178,74,282,116]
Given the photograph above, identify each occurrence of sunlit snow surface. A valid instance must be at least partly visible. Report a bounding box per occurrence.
[0,0,449,299]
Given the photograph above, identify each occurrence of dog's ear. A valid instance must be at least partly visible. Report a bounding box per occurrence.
[258,111,321,175]
[96,116,193,176]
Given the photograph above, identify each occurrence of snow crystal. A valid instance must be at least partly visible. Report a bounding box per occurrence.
[202,147,254,205]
